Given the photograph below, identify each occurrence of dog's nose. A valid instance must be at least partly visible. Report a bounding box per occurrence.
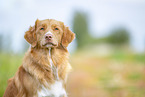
[45,34,52,40]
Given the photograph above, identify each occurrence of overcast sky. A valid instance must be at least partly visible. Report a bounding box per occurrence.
[0,0,145,53]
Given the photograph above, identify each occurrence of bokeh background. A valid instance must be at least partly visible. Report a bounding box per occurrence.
[0,0,145,97]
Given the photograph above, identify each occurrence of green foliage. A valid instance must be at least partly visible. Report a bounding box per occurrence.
[72,12,130,48]
[127,72,143,82]
[0,53,22,96]
[72,11,130,48]
[110,50,145,63]
[107,28,130,45]
[72,11,92,48]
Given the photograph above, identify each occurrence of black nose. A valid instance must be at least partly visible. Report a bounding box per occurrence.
[45,34,52,40]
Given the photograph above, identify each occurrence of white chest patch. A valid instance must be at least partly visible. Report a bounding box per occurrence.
[38,81,67,97]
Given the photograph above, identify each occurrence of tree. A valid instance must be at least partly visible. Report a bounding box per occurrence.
[72,11,91,48]
[107,28,130,45]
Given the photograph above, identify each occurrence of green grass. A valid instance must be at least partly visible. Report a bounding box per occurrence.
[0,53,23,96]
[110,50,145,63]
[68,48,145,97]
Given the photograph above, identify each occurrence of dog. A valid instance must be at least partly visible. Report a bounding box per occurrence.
[3,19,75,97]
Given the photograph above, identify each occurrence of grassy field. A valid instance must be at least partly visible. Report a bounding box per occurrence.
[0,47,145,97]
[67,48,145,97]
[0,53,23,96]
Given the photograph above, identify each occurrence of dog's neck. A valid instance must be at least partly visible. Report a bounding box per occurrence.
[48,48,59,81]
[22,46,69,84]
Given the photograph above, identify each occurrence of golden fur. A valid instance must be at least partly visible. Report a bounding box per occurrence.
[3,19,75,97]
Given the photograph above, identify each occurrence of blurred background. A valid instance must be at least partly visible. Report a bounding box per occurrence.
[0,0,145,97]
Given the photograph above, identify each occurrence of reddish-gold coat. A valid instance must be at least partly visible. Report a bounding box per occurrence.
[3,19,75,97]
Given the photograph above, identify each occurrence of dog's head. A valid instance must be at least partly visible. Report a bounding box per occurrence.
[24,19,75,49]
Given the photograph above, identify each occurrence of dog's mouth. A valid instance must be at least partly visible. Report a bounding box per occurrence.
[43,42,57,47]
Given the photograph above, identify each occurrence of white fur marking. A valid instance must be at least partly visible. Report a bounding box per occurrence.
[45,31,52,35]
[49,48,53,67]
[38,81,67,97]
[46,44,53,48]
[49,48,59,80]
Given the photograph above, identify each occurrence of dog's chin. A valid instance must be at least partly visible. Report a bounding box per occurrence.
[45,44,53,48]
[42,42,57,48]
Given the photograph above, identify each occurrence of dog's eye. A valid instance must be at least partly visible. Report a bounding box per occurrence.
[54,28,59,30]
[40,28,44,30]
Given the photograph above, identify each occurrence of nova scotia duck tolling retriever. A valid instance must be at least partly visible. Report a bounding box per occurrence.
[3,19,75,97]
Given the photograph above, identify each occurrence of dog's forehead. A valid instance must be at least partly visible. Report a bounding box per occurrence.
[39,19,62,26]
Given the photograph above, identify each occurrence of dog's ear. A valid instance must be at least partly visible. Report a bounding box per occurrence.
[24,19,40,47]
[61,25,75,48]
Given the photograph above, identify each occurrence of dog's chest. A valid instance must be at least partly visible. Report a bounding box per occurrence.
[38,81,66,97]
[38,49,66,97]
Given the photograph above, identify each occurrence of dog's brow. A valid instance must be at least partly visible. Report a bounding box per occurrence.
[41,23,47,27]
